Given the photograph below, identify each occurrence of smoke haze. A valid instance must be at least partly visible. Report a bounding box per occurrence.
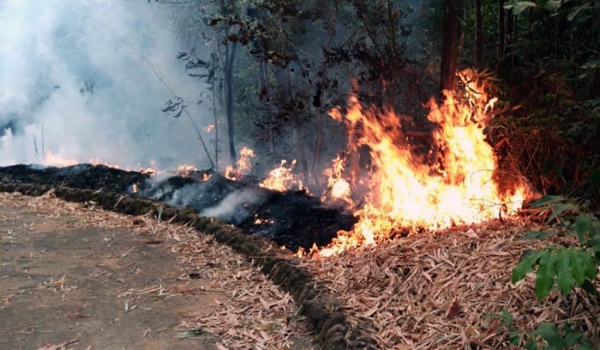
[0,0,214,169]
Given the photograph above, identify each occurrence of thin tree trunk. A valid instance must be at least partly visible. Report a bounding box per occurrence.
[286,70,308,180]
[497,0,505,73]
[474,0,483,68]
[211,55,219,171]
[259,59,274,155]
[440,0,459,96]
[386,0,397,111]
[506,8,513,67]
[225,41,237,163]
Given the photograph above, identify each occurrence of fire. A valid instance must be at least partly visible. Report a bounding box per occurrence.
[315,69,526,257]
[203,124,215,133]
[321,154,353,205]
[176,164,198,177]
[43,151,79,167]
[259,160,305,192]
[224,147,256,180]
[41,151,158,175]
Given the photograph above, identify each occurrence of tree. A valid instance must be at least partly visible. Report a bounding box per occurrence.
[474,0,483,68]
[440,0,458,95]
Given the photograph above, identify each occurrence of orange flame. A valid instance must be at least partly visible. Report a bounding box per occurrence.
[176,164,198,177]
[224,147,256,180]
[316,70,526,257]
[43,151,79,167]
[42,151,159,176]
[321,154,353,206]
[259,159,305,192]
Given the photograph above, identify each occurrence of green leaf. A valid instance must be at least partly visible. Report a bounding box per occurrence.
[556,249,574,295]
[563,322,584,346]
[590,170,600,186]
[512,1,538,15]
[544,0,562,11]
[531,195,565,208]
[575,214,592,243]
[538,323,563,347]
[524,340,538,350]
[581,279,598,296]
[512,250,545,283]
[522,230,558,240]
[582,253,598,280]
[509,332,521,345]
[546,203,578,223]
[571,250,588,285]
[567,6,585,21]
[485,309,514,330]
[535,251,556,299]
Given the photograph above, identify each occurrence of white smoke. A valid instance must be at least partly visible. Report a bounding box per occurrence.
[200,189,264,224]
[0,0,214,169]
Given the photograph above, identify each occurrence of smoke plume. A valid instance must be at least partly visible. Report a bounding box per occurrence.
[0,0,214,169]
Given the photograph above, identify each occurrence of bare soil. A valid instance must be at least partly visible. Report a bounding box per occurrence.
[0,192,313,350]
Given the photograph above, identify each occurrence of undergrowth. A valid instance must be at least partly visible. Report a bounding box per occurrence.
[490,195,600,349]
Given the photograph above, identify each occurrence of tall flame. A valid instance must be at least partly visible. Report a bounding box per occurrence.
[224,146,256,180]
[317,70,526,257]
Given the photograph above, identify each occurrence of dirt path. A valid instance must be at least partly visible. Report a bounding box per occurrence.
[0,192,313,350]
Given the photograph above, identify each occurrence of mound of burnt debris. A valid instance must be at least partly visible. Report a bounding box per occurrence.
[0,164,356,251]
[0,164,151,192]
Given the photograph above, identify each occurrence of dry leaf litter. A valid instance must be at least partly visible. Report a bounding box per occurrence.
[300,219,594,350]
[0,191,313,350]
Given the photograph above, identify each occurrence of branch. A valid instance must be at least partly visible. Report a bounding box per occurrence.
[119,37,215,168]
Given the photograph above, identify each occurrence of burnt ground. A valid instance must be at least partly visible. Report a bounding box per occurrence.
[0,164,357,252]
[0,164,150,193]
[0,192,314,350]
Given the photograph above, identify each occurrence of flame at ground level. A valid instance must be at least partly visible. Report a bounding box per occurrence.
[314,70,528,257]
[30,70,529,259]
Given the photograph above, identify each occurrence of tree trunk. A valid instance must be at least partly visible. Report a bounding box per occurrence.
[211,55,220,171]
[474,0,483,68]
[440,0,459,96]
[497,0,505,73]
[506,8,514,67]
[225,41,237,163]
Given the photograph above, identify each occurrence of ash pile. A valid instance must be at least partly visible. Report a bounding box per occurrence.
[0,164,356,252]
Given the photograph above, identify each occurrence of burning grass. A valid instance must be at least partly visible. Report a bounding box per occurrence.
[299,219,592,349]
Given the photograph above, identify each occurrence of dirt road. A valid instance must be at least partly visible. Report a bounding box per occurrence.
[0,191,313,350]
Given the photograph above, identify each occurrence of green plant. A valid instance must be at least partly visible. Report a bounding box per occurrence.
[505,195,600,349]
